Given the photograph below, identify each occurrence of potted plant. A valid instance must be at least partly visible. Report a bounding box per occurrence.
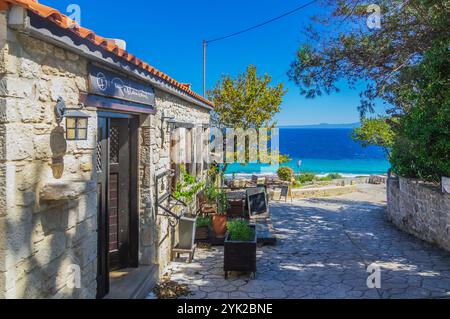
[172,166,204,250]
[224,219,257,279]
[195,216,211,242]
[202,183,218,214]
[173,165,204,213]
[211,189,229,238]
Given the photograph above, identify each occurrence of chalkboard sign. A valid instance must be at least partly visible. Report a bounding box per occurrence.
[280,186,289,197]
[247,187,268,216]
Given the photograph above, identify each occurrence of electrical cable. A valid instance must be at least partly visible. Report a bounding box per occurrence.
[206,0,318,44]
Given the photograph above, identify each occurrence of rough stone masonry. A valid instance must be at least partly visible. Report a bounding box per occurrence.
[387,176,450,252]
[0,8,211,298]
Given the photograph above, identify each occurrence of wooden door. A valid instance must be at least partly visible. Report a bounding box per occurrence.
[96,117,109,299]
[108,119,131,271]
[96,114,139,299]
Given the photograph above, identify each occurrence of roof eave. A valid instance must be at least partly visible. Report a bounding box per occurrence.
[7,5,214,111]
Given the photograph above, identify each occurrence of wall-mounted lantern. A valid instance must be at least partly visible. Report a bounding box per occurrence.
[55,97,90,141]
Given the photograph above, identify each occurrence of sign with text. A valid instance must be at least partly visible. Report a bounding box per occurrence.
[88,64,155,106]
[247,187,269,216]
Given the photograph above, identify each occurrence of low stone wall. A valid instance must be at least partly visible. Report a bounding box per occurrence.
[387,176,450,252]
[269,185,357,200]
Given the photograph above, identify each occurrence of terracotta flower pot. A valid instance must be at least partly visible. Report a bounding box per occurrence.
[212,214,228,238]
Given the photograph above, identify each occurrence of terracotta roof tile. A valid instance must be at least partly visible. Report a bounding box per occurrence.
[0,0,213,107]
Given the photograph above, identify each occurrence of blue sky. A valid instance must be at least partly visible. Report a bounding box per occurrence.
[44,0,385,125]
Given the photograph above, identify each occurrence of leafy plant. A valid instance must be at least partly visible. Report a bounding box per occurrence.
[208,65,289,175]
[296,173,316,184]
[204,183,219,203]
[352,118,395,158]
[288,0,450,117]
[316,176,333,182]
[216,189,230,215]
[326,173,343,180]
[173,165,204,205]
[390,43,450,182]
[196,216,211,228]
[277,166,294,182]
[227,219,255,242]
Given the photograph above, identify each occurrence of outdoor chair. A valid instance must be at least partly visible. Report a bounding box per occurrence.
[227,198,247,219]
[196,191,217,216]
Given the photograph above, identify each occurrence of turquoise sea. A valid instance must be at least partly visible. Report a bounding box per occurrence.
[226,128,391,175]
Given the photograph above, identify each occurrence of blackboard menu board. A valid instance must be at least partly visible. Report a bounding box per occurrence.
[247,187,269,216]
[280,186,289,197]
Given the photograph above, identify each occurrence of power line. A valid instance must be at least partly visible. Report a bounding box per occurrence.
[206,0,318,44]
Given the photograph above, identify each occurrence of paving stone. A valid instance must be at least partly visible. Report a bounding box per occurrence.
[230,291,250,299]
[218,285,238,292]
[208,292,229,299]
[158,185,450,299]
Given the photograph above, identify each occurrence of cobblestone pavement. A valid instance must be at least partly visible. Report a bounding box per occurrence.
[166,185,450,299]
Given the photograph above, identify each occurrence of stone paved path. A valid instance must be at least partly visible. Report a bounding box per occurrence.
[166,185,450,299]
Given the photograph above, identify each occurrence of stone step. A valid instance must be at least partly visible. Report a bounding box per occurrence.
[106,265,159,299]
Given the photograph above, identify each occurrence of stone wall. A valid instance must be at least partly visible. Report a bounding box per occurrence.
[387,176,450,252]
[139,90,210,274]
[0,8,211,298]
[0,11,97,298]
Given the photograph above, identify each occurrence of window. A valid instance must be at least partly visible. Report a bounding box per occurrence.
[185,128,194,175]
[170,128,181,191]
[203,127,210,171]
[66,117,88,140]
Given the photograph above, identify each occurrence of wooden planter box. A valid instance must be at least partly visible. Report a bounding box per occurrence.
[224,225,257,279]
[195,226,209,242]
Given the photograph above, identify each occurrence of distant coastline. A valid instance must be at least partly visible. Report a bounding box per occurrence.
[278,122,361,129]
[226,126,390,175]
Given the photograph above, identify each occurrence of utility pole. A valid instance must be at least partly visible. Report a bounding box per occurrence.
[202,40,207,97]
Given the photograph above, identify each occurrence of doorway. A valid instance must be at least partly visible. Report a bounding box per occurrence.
[96,113,139,299]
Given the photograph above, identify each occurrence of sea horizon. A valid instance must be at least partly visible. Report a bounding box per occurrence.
[225,127,391,175]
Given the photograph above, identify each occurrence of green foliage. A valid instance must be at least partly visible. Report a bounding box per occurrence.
[287,1,450,183]
[277,166,294,182]
[216,189,230,215]
[204,182,219,203]
[173,165,204,205]
[390,43,450,182]
[296,173,316,184]
[326,173,344,180]
[227,219,255,242]
[352,118,395,157]
[288,0,450,116]
[316,173,344,181]
[209,65,287,129]
[208,65,289,173]
[196,216,211,228]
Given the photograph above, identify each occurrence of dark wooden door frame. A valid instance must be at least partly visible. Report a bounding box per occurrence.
[96,112,139,299]
[109,119,131,271]
[96,116,109,299]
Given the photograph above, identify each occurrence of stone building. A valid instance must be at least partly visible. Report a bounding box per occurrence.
[0,0,213,298]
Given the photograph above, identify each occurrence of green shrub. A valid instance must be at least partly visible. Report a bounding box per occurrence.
[316,176,332,182]
[390,43,450,183]
[173,165,204,204]
[204,183,218,203]
[327,173,343,180]
[296,173,316,183]
[227,219,255,242]
[196,216,211,228]
[277,166,294,182]
[216,189,230,215]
